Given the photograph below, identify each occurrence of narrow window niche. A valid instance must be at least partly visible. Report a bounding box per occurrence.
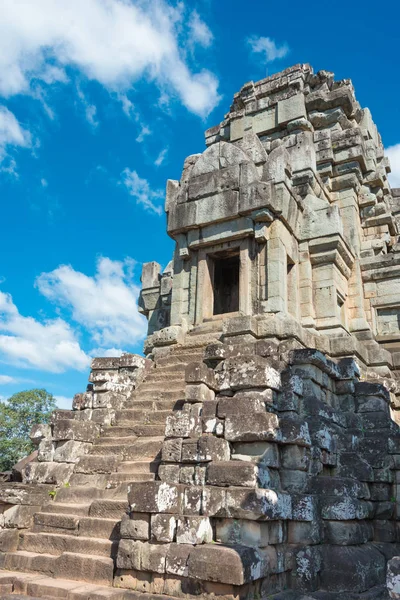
[212,251,240,315]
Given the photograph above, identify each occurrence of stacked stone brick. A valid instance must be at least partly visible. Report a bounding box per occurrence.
[115,340,400,598]
[1,64,400,598]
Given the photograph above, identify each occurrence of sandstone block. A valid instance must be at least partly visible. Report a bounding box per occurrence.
[185,363,217,389]
[225,411,279,442]
[281,445,310,470]
[53,440,91,463]
[165,412,191,438]
[176,516,213,544]
[288,520,321,545]
[128,482,181,514]
[117,539,142,570]
[0,529,18,552]
[185,383,215,403]
[120,513,150,541]
[2,504,41,529]
[388,556,400,598]
[37,439,55,462]
[151,514,176,543]
[23,462,74,485]
[226,488,292,520]
[232,441,280,467]
[323,520,373,545]
[215,356,281,391]
[162,438,183,463]
[72,392,93,410]
[164,543,190,578]
[52,419,100,443]
[187,544,268,585]
[181,437,230,463]
[216,519,283,547]
[206,461,258,487]
[320,545,385,592]
[158,464,180,483]
[29,423,52,445]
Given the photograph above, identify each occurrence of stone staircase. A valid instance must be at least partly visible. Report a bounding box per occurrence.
[0,342,207,598]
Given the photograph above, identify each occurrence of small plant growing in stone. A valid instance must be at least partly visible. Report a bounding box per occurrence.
[48,489,56,500]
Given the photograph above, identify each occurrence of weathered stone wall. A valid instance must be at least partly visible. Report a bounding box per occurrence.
[0,354,150,536]
[140,63,400,389]
[115,340,400,598]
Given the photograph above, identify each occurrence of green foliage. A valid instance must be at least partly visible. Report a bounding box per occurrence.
[0,389,56,472]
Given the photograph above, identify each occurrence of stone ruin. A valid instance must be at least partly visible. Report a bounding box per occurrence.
[1,63,400,599]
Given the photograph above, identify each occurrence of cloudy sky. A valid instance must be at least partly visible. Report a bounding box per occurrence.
[0,0,399,408]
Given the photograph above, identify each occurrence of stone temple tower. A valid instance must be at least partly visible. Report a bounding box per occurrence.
[2,64,400,599]
[140,63,400,390]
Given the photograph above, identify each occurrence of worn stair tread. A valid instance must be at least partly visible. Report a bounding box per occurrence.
[107,473,155,483]
[117,460,160,473]
[94,436,138,446]
[0,569,125,598]
[113,409,171,423]
[42,503,90,516]
[19,531,115,557]
[33,514,120,539]
[54,487,107,503]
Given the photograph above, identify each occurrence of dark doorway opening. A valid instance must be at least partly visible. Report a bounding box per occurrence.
[213,253,240,315]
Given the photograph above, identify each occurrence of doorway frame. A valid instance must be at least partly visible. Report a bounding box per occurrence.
[194,239,251,325]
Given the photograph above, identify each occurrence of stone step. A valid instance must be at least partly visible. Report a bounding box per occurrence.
[18,531,117,558]
[89,445,124,457]
[117,459,160,473]
[107,472,155,485]
[43,503,90,517]
[145,371,184,382]
[123,437,164,461]
[127,395,184,407]
[84,439,163,463]
[1,551,114,586]
[89,499,129,519]
[127,423,166,437]
[155,353,203,366]
[153,362,188,371]
[169,344,207,355]
[89,436,164,459]
[138,380,185,393]
[32,513,120,540]
[74,454,120,473]
[94,435,138,446]
[113,409,171,424]
[0,569,127,598]
[54,486,106,504]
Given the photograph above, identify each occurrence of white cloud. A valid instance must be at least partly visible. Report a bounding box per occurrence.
[155,147,168,167]
[121,169,164,215]
[90,347,124,357]
[0,375,16,384]
[76,86,98,128]
[136,125,151,143]
[118,93,136,118]
[55,395,72,410]
[386,144,400,188]
[40,178,48,188]
[247,36,289,63]
[0,105,31,164]
[0,290,90,373]
[189,11,213,48]
[36,256,147,349]
[0,0,220,118]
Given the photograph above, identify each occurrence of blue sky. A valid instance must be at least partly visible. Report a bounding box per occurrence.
[0,0,399,409]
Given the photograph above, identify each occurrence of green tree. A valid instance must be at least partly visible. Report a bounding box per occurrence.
[0,389,56,472]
